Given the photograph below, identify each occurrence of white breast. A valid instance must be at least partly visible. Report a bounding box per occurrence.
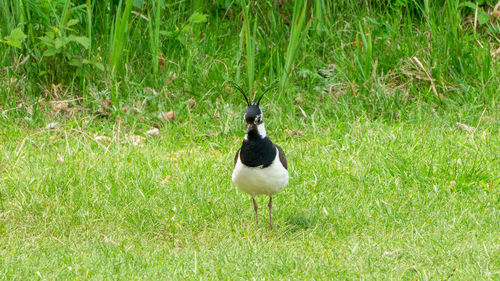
[232,148,289,196]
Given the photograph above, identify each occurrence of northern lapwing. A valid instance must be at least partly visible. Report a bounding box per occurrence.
[231,83,288,229]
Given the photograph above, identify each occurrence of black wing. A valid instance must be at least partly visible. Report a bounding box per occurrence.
[274,144,287,170]
[234,148,240,167]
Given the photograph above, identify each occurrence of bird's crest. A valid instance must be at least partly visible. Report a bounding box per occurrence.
[227,81,277,106]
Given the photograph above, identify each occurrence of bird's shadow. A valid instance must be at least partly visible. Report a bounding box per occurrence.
[284,214,317,232]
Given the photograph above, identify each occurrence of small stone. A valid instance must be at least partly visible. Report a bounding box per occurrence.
[456,122,475,133]
[131,135,145,146]
[53,102,68,113]
[166,72,177,84]
[95,136,112,142]
[187,98,196,108]
[286,129,304,136]
[46,122,59,129]
[100,99,112,107]
[146,128,159,136]
[144,87,159,96]
[161,110,176,122]
[10,77,18,86]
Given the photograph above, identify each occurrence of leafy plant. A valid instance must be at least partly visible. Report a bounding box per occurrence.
[159,11,208,47]
[1,27,27,49]
[39,19,89,59]
[460,1,490,26]
[37,18,103,80]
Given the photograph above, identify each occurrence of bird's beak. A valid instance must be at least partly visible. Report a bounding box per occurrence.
[246,123,253,134]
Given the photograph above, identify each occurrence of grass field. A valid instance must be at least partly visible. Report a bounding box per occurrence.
[1,0,500,280]
[1,105,499,279]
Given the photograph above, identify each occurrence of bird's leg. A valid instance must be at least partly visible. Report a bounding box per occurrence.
[268,196,273,230]
[252,197,258,225]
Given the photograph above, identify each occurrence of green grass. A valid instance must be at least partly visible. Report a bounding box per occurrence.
[1,0,500,279]
[1,1,498,107]
[0,103,499,279]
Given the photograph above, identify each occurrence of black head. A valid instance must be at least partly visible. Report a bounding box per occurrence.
[228,81,276,135]
[244,104,263,125]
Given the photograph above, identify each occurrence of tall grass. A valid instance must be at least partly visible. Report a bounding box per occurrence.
[147,0,163,76]
[239,0,309,99]
[241,1,257,98]
[0,0,498,112]
[279,1,310,92]
[109,0,133,104]
[85,0,92,56]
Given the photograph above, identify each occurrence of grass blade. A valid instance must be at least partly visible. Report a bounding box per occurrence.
[241,1,256,98]
[279,1,310,92]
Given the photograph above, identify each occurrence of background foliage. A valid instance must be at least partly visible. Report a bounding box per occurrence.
[1,0,498,116]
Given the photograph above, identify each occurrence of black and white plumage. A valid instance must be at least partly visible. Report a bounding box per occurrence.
[231,91,288,229]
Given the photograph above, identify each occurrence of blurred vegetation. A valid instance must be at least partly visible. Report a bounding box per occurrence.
[0,0,499,117]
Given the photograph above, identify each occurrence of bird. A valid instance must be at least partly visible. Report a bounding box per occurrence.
[230,83,289,229]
